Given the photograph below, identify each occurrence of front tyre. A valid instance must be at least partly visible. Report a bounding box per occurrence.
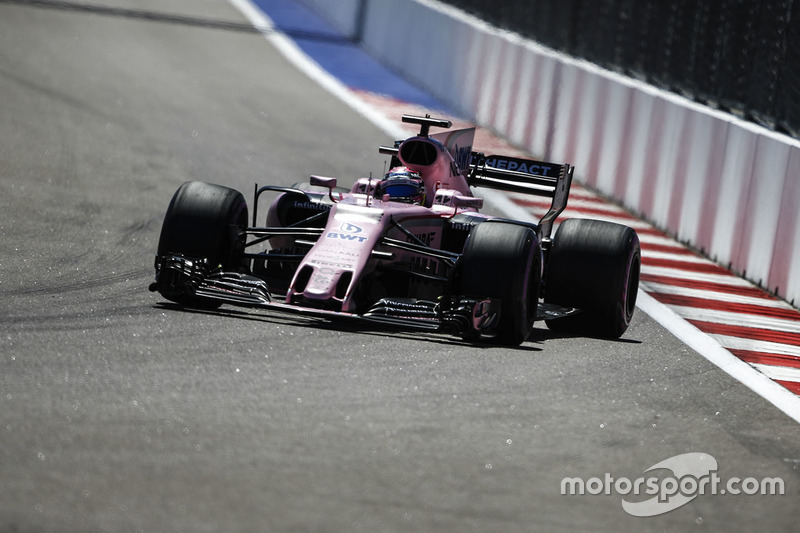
[459,222,541,346]
[155,181,248,306]
[544,218,640,338]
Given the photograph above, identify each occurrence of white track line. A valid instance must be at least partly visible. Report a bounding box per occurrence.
[706,334,800,358]
[637,292,800,423]
[637,233,695,249]
[663,305,800,334]
[640,266,756,287]
[644,282,789,307]
[560,213,656,231]
[751,363,800,383]
[228,0,800,423]
[643,250,712,264]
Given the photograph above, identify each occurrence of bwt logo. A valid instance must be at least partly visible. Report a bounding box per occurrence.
[339,222,363,234]
[561,453,784,517]
[326,222,367,243]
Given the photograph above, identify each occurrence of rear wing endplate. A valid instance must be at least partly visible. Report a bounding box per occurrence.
[468,153,573,240]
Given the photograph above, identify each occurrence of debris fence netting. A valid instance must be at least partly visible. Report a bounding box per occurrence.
[443,0,800,136]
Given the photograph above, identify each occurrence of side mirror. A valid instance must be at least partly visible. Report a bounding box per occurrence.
[309,175,340,202]
[309,175,338,189]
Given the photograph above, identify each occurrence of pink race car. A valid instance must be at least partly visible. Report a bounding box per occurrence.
[150,115,640,345]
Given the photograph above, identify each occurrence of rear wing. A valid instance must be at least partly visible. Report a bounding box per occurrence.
[468,153,573,240]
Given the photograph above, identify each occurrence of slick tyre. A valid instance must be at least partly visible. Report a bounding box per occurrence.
[156,181,248,307]
[544,218,640,339]
[459,222,541,346]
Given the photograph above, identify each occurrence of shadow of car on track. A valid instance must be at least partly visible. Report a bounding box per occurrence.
[527,326,643,345]
[153,302,546,351]
[153,302,640,352]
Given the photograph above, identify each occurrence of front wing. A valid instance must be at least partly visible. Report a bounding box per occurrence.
[149,254,579,338]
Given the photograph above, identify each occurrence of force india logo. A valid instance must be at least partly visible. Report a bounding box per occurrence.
[326,222,367,243]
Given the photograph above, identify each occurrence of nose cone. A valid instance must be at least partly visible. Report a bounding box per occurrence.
[287,203,382,312]
[303,265,351,300]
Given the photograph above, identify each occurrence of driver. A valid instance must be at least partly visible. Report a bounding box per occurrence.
[376,167,426,205]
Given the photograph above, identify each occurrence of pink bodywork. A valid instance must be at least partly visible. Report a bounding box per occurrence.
[285,129,487,312]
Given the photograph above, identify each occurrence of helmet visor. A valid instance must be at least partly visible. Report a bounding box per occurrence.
[383,182,422,198]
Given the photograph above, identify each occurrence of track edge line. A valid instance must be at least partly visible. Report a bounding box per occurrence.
[637,290,800,424]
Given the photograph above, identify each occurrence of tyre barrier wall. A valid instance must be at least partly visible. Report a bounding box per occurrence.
[297,0,800,308]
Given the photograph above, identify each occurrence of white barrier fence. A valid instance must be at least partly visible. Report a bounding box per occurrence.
[298,0,800,306]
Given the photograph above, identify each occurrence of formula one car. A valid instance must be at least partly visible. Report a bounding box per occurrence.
[150,115,640,345]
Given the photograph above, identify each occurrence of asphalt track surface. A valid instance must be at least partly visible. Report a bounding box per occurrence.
[1,1,799,531]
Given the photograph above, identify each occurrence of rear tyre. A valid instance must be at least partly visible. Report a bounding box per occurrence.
[156,181,248,307]
[544,218,640,338]
[459,222,541,346]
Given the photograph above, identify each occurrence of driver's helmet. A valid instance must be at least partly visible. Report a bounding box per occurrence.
[377,167,426,205]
